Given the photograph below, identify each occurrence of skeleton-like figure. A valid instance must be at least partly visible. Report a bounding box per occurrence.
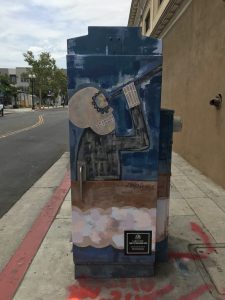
[69,84,149,180]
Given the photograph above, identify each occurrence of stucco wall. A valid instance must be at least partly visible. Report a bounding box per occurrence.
[161,0,225,188]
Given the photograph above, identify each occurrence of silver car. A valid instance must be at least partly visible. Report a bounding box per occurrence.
[0,103,4,116]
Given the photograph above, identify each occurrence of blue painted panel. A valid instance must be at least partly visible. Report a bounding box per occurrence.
[73,245,155,265]
[156,237,168,262]
[121,76,162,180]
[68,56,162,181]
[158,109,174,174]
[75,263,154,278]
[67,26,162,56]
[69,122,84,181]
[67,55,162,98]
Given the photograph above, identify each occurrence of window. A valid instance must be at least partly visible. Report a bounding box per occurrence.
[9,75,17,84]
[21,77,29,83]
[145,10,150,33]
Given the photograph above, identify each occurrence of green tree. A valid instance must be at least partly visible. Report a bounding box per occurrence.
[51,68,67,98]
[23,51,57,107]
[0,74,17,105]
[23,51,67,107]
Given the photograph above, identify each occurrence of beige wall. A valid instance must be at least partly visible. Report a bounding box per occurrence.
[161,0,225,188]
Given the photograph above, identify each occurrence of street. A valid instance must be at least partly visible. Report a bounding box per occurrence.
[0,108,69,218]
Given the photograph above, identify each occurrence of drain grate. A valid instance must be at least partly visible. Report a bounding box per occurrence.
[190,244,225,299]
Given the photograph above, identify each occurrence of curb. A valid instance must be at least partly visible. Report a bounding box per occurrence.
[0,171,70,300]
[0,152,70,300]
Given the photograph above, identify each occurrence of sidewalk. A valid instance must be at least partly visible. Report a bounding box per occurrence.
[4,108,33,114]
[4,106,67,114]
[1,152,225,300]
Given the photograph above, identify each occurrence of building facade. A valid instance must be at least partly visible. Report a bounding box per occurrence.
[128,0,225,188]
[0,67,32,107]
[0,67,29,90]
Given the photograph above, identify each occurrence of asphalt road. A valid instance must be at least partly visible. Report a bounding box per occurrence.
[0,108,69,218]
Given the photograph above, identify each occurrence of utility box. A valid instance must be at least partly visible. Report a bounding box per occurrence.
[67,27,174,278]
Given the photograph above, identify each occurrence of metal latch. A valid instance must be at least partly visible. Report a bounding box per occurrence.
[77,161,86,202]
[173,116,182,132]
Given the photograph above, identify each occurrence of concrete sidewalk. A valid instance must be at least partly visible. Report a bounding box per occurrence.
[1,152,225,300]
[4,106,67,114]
[4,108,33,114]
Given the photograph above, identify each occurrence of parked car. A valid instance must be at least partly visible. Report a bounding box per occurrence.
[0,103,3,116]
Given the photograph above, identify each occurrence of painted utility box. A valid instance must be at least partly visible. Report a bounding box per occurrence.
[67,27,173,278]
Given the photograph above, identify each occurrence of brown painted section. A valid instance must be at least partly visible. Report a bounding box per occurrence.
[161,0,225,188]
[71,180,157,210]
[158,174,171,198]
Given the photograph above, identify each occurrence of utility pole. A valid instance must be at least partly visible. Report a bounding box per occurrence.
[29,74,36,110]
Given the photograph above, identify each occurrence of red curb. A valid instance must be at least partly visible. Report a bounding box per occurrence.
[0,171,71,300]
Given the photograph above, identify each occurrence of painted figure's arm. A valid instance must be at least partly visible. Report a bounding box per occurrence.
[115,105,150,150]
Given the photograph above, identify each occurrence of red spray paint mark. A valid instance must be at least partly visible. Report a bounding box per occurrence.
[139,278,155,292]
[125,293,132,300]
[67,278,174,300]
[151,284,174,299]
[169,222,215,260]
[66,223,214,300]
[190,222,214,254]
[110,290,123,299]
[178,284,211,300]
[134,284,174,300]
[67,283,101,299]
[168,252,207,260]
[132,277,140,291]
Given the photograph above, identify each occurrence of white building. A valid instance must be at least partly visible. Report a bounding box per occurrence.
[0,67,31,107]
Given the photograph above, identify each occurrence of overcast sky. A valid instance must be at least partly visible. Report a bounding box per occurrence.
[0,0,132,69]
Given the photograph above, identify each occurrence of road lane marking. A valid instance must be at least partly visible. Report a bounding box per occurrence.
[0,115,44,139]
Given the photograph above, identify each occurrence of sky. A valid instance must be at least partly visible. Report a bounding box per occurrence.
[0,0,132,69]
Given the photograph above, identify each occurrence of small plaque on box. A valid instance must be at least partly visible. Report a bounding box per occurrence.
[124,231,152,255]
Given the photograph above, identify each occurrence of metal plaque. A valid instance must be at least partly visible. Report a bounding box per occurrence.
[124,231,152,255]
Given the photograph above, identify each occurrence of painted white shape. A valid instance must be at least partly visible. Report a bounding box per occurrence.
[72,206,156,251]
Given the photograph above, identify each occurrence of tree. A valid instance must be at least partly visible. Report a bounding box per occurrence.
[23,51,57,107]
[0,74,17,106]
[51,68,67,98]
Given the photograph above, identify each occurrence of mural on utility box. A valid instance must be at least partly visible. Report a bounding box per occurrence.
[69,66,161,250]
[68,27,164,279]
